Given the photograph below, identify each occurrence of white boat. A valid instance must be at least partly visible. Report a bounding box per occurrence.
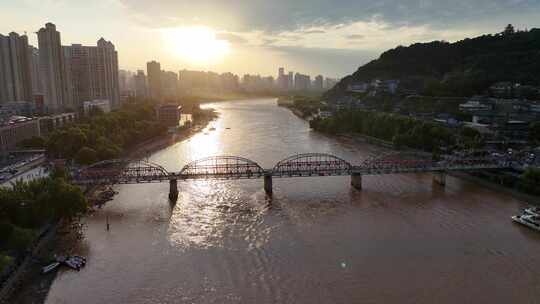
[41,262,61,274]
[512,214,540,231]
[524,207,540,216]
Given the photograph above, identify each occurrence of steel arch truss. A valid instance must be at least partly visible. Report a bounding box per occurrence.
[179,156,265,180]
[75,159,170,184]
[272,153,352,177]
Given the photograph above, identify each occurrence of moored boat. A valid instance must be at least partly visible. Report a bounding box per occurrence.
[524,207,540,216]
[512,214,540,231]
[41,262,61,274]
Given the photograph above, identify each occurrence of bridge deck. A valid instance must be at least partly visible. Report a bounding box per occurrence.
[73,164,505,185]
[72,154,509,185]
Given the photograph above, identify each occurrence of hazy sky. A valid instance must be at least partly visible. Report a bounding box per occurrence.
[1,0,539,78]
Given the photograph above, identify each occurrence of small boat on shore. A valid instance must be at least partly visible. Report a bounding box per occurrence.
[209,127,216,131]
[512,214,540,231]
[42,255,87,274]
[41,262,61,274]
[524,207,540,216]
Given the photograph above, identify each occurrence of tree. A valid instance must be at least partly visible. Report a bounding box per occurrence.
[47,179,88,219]
[75,147,98,165]
[503,24,515,35]
[529,122,540,144]
[18,136,46,149]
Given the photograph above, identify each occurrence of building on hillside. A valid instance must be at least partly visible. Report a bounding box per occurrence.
[489,82,515,98]
[490,120,530,140]
[373,80,400,95]
[459,99,493,112]
[38,23,72,113]
[83,99,111,115]
[0,32,34,103]
[347,83,369,93]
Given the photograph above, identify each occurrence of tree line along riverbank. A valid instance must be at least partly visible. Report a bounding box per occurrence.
[310,109,540,197]
[0,97,218,302]
[277,96,540,198]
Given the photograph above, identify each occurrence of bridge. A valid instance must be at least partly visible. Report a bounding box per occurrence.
[73,153,509,200]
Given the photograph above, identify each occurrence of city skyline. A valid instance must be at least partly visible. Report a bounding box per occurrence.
[2,1,540,78]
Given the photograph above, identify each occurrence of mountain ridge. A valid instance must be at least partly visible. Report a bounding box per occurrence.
[324,26,540,100]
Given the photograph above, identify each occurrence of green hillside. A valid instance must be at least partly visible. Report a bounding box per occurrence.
[325,25,540,100]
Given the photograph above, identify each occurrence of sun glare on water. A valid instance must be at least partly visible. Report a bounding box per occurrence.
[163,26,230,64]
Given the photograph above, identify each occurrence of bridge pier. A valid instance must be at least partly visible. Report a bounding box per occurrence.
[433,171,447,186]
[264,174,273,196]
[351,173,362,190]
[169,179,179,201]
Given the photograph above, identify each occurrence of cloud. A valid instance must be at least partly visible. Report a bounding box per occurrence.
[302,30,326,34]
[117,0,539,33]
[264,45,378,77]
[216,32,248,44]
[346,34,364,40]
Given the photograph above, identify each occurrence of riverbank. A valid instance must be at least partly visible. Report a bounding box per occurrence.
[4,108,218,304]
[277,100,313,120]
[337,132,540,206]
[0,221,59,304]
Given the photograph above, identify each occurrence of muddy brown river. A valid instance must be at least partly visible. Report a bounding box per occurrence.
[31,99,540,303]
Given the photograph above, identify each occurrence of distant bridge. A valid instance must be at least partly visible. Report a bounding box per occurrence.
[73,153,509,200]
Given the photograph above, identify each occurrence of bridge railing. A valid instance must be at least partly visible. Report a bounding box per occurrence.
[72,154,509,184]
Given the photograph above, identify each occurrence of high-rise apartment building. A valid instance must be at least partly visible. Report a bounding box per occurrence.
[147,60,162,101]
[288,72,294,90]
[0,32,33,103]
[28,46,43,96]
[119,70,135,95]
[64,38,120,111]
[294,73,311,91]
[277,67,287,90]
[38,23,72,113]
[134,70,148,97]
[161,71,178,99]
[314,75,324,91]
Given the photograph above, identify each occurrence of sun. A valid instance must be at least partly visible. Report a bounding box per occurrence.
[162,26,230,64]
